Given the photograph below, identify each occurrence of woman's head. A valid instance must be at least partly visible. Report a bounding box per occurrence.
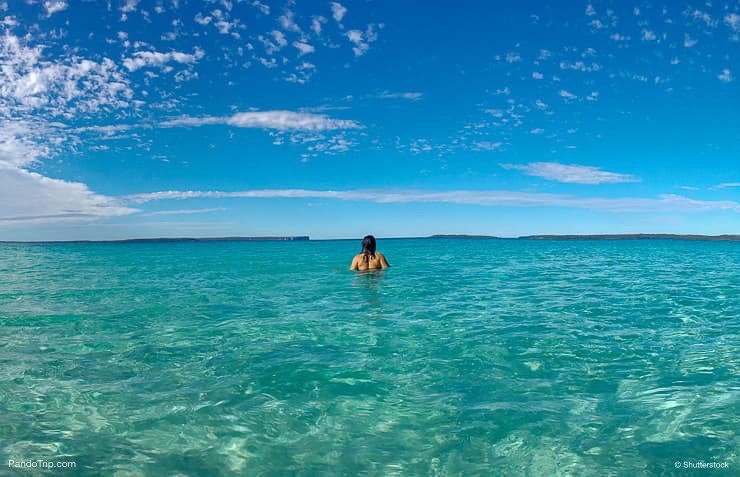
[361,235,376,258]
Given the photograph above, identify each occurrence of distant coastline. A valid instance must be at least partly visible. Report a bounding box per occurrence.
[2,234,739,244]
[0,236,310,244]
[518,234,740,241]
[427,234,504,239]
[428,234,740,241]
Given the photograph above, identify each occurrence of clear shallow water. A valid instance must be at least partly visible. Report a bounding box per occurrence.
[0,238,738,476]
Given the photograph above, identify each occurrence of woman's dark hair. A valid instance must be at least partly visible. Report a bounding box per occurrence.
[361,235,376,263]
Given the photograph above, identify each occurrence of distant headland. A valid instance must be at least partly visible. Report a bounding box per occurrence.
[0,236,310,244]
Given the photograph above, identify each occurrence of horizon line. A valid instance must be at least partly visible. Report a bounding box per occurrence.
[2,233,740,244]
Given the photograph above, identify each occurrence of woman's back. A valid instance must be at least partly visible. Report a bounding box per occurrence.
[349,235,390,271]
[350,252,389,271]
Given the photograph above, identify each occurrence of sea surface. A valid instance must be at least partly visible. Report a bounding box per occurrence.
[0,238,738,476]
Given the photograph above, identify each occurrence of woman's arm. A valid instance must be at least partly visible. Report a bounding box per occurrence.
[379,253,390,269]
[349,255,359,270]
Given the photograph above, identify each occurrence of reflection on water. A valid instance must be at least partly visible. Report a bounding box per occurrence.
[352,269,385,288]
[352,270,386,310]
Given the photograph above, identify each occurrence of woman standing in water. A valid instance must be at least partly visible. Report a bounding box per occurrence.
[350,235,390,271]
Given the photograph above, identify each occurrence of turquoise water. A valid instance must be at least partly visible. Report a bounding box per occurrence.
[0,238,738,476]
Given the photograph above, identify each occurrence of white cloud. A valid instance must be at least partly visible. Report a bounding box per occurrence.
[0,29,143,225]
[123,188,740,214]
[641,29,656,41]
[559,90,577,100]
[585,5,596,16]
[0,33,133,117]
[293,41,315,55]
[690,9,716,28]
[194,12,212,25]
[346,25,378,57]
[279,10,301,33]
[123,48,204,71]
[714,182,740,189]
[311,16,326,35]
[474,141,503,151]
[161,111,362,131]
[725,13,740,32]
[0,121,55,167]
[44,1,68,16]
[684,34,698,47]
[139,207,225,217]
[505,52,521,63]
[271,30,287,48]
[331,2,347,23]
[0,163,136,223]
[120,0,140,14]
[252,1,270,15]
[589,19,605,30]
[377,91,423,100]
[559,61,600,72]
[530,128,544,135]
[501,162,640,184]
[532,71,543,80]
[718,69,733,83]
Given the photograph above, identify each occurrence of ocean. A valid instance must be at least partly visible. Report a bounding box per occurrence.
[0,238,737,476]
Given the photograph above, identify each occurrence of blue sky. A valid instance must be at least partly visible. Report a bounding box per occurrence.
[1,0,738,240]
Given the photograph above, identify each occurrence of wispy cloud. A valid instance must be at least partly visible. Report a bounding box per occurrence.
[123,188,740,214]
[505,52,521,63]
[501,162,640,184]
[714,182,740,189]
[160,111,362,131]
[684,34,698,47]
[559,90,578,101]
[474,141,503,151]
[376,91,423,100]
[139,208,226,217]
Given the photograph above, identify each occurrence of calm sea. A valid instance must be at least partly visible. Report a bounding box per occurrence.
[0,239,738,476]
